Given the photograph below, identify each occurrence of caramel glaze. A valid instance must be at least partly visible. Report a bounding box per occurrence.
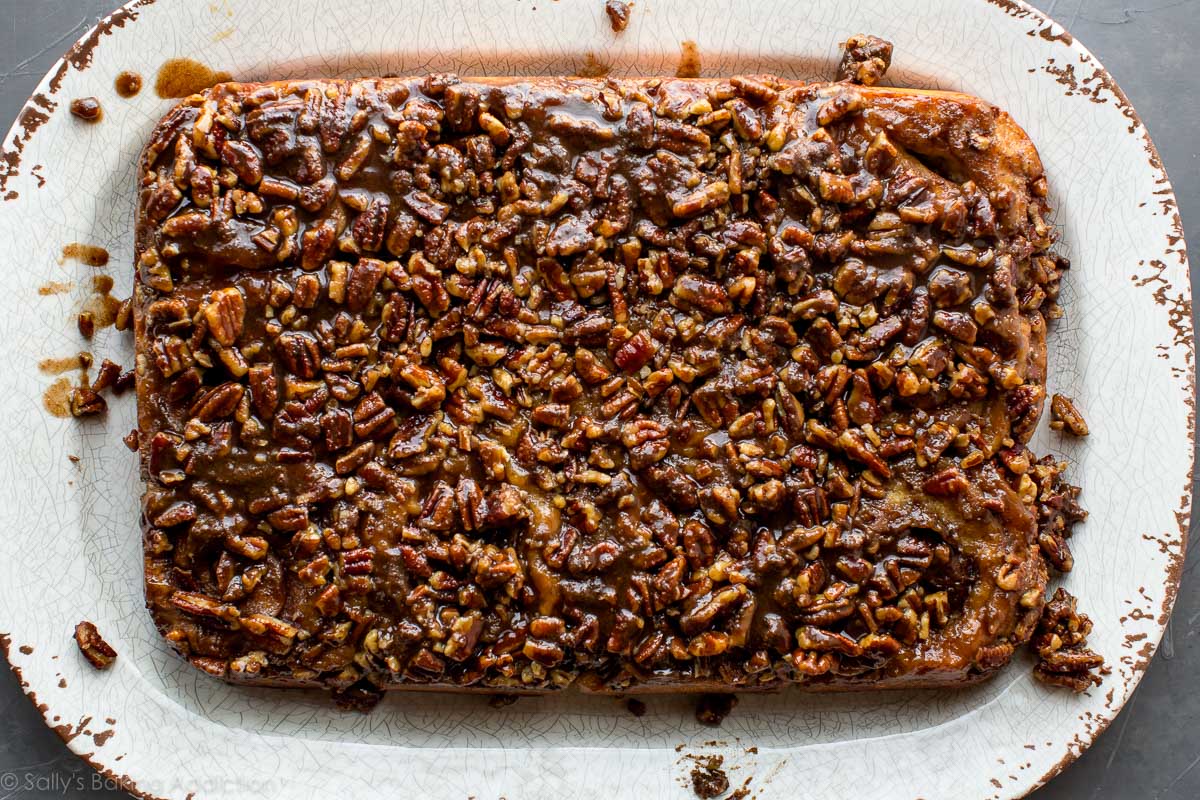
[38,281,74,296]
[115,70,143,98]
[61,243,109,267]
[676,41,701,78]
[39,353,90,375]
[43,377,74,418]
[82,275,121,330]
[135,75,1064,693]
[154,58,232,99]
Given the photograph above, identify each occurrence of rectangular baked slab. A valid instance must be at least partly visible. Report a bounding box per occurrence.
[134,74,1063,695]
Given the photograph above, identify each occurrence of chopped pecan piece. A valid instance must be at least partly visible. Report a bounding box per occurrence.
[202,287,246,347]
[1049,393,1089,436]
[605,0,631,32]
[69,386,106,417]
[73,621,117,670]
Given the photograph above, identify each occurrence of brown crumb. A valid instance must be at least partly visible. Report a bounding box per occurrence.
[69,97,102,123]
[605,0,632,32]
[695,693,737,727]
[489,693,519,708]
[690,756,729,799]
[1049,393,1089,436]
[727,779,752,800]
[122,430,140,452]
[74,621,117,669]
[331,680,383,712]
[626,697,646,717]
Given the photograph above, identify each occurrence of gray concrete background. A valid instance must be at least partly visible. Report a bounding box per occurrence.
[0,1,1196,797]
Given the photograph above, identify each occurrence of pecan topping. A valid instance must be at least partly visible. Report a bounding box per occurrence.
[189,382,245,421]
[133,50,1086,697]
[923,467,969,497]
[202,287,246,347]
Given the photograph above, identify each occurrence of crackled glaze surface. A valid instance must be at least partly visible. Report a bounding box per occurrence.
[0,1,1190,798]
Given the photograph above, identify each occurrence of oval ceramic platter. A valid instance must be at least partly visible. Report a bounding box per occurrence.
[0,1,1191,798]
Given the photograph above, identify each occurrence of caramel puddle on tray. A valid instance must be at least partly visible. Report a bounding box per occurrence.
[38,281,74,296]
[155,58,233,98]
[41,352,91,418]
[39,353,90,375]
[575,52,612,79]
[115,70,143,98]
[43,377,75,418]
[82,275,121,330]
[60,243,109,267]
[676,40,701,78]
